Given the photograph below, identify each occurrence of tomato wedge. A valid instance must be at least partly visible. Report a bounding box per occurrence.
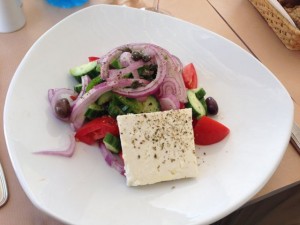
[88,56,100,62]
[70,95,78,101]
[182,63,198,89]
[179,102,186,109]
[193,116,230,145]
[75,116,119,145]
[118,151,124,162]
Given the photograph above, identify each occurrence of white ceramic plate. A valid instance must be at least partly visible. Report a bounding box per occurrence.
[4,5,293,225]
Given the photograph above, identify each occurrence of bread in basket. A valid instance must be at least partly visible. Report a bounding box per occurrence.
[249,0,300,50]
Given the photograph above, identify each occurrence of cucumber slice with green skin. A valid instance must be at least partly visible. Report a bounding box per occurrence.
[108,94,160,117]
[97,91,113,105]
[115,95,160,114]
[108,104,124,117]
[74,76,103,95]
[110,58,123,69]
[113,94,143,114]
[95,64,101,73]
[114,94,160,114]
[122,73,133,78]
[70,61,98,82]
[200,98,208,115]
[74,83,82,93]
[103,133,121,154]
[108,97,126,117]
[88,69,100,80]
[84,103,106,119]
[186,90,207,118]
[193,87,206,100]
[86,76,103,92]
[140,96,160,113]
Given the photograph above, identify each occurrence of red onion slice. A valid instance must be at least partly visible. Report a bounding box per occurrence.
[107,78,150,87]
[34,134,76,157]
[114,47,167,98]
[48,88,75,103]
[119,51,133,67]
[71,75,90,107]
[159,94,181,111]
[156,60,187,103]
[170,54,183,73]
[131,70,140,79]
[99,142,125,175]
[108,60,144,79]
[48,89,55,102]
[100,47,125,79]
[156,73,187,103]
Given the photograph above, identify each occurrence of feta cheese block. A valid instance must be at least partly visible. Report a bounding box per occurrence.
[117,108,198,186]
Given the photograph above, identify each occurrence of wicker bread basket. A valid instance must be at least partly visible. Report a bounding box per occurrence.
[249,0,300,50]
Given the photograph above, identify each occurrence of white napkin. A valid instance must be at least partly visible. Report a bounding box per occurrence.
[0,163,8,207]
[268,0,297,27]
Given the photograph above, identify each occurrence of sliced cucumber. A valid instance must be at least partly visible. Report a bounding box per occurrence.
[86,76,103,92]
[108,94,160,117]
[95,64,101,73]
[122,73,133,78]
[186,90,207,118]
[108,104,124,118]
[193,87,206,100]
[103,133,121,154]
[113,94,143,114]
[84,103,106,119]
[200,98,208,113]
[110,58,123,69]
[108,97,126,117]
[70,61,98,82]
[97,91,113,105]
[140,96,160,113]
[74,83,82,93]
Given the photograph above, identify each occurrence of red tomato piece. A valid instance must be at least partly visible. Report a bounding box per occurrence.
[88,56,100,62]
[192,118,198,127]
[118,152,124,162]
[193,116,230,145]
[75,116,119,145]
[70,95,78,101]
[182,63,198,89]
[179,102,186,109]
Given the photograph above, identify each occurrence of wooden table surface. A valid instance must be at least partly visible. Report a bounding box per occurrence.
[0,0,299,224]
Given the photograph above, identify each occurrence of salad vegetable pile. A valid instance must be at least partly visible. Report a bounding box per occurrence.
[38,43,230,174]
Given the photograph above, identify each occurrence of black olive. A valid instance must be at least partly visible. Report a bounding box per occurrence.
[55,98,71,118]
[149,64,158,71]
[141,68,154,77]
[130,81,143,89]
[131,51,142,61]
[205,97,218,115]
[142,55,151,62]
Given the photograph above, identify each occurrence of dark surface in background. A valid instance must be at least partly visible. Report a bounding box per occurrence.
[212,182,300,225]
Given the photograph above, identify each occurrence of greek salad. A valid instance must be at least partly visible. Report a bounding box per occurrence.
[37,43,230,175]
